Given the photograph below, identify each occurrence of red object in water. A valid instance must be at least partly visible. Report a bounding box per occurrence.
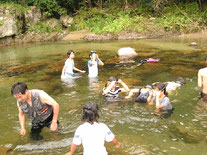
[146,58,160,63]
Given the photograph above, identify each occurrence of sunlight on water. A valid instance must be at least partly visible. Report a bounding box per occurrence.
[0,38,207,154]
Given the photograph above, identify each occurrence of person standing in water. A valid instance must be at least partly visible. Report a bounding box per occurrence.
[88,51,104,78]
[66,102,120,155]
[11,82,59,140]
[61,50,85,78]
[198,56,207,101]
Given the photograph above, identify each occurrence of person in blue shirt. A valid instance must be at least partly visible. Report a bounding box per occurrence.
[88,51,104,78]
[61,50,85,79]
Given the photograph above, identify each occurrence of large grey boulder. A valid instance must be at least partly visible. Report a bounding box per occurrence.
[60,15,73,27]
[24,6,41,28]
[0,6,18,38]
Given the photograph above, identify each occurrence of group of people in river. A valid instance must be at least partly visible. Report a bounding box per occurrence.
[10,49,207,155]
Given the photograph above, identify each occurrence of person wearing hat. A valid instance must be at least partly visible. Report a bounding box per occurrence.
[61,50,85,78]
[198,56,207,101]
[125,84,154,105]
[88,51,104,78]
[102,76,130,100]
[154,82,173,112]
[66,102,120,155]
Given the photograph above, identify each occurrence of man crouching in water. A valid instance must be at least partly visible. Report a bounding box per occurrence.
[11,82,59,140]
[198,56,207,102]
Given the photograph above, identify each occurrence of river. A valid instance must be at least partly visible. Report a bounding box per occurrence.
[0,38,207,154]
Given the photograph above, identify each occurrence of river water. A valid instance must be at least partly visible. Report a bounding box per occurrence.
[0,38,207,155]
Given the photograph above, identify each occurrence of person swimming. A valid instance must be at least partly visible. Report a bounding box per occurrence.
[137,58,160,66]
[125,84,154,105]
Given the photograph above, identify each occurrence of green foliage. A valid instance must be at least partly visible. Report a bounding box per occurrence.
[26,0,66,17]
[0,20,3,26]
[27,21,62,33]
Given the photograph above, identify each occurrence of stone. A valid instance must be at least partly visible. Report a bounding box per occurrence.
[118,47,138,58]
[189,42,197,46]
[24,6,41,28]
[0,6,18,38]
[60,15,73,27]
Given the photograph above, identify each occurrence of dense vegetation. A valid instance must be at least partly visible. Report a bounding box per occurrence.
[1,0,207,35]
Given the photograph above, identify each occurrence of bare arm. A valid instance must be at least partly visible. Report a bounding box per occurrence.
[147,90,154,105]
[65,144,77,155]
[17,102,26,135]
[198,70,203,88]
[73,66,85,73]
[97,54,104,66]
[118,79,130,93]
[111,138,121,148]
[40,91,59,131]
[125,89,140,98]
[103,81,116,95]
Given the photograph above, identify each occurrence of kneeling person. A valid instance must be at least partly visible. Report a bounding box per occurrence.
[11,82,59,140]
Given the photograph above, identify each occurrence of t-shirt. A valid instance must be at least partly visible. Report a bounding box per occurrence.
[88,60,99,77]
[65,59,74,75]
[103,86,122,98]
[166,82,181,92]
[72,122,115,155]
[160,96,173,111]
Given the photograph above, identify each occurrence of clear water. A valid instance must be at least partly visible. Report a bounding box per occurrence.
[0,38,207,155]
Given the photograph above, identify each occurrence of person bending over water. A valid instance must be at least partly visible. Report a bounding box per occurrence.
[61,50,85,78]
[125,84,154,105]
[154,82,173,115]
[11,82,59,140]
[102,76,130,100]
[88,51,104,78]
[66,102,120,155]
[198,56,207,102]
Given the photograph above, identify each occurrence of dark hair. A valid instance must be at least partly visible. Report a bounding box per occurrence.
[156,82,168,96]
[67,50,75,58]
[205,56,207,61]
[108,76,118,82]
[177,77,185,85]
[11,82,28,95]
[82,102,99,124]
[89,51,96,58]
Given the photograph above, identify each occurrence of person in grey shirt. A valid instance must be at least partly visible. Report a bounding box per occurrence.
[154,82,173,112]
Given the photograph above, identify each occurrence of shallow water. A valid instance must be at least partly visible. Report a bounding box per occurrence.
[0,38,207,155]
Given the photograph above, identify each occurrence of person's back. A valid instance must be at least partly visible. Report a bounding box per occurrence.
[66,102,120,155]
[198,67,207,94]
[74,122,114,155]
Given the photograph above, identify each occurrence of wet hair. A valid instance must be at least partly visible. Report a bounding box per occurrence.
[176,77,185,85]
[82,102,99,124]
[89,50,96,58]
[67,50,75,58]
[156,82,168,96]
[11,82,28,95]
[104,76,118,87]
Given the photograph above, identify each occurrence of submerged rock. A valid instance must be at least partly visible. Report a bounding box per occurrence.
[189,42,197,46]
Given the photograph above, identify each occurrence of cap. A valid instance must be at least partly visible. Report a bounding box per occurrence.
[108,76,118,82]
[156,82,166,91]
[177,77,185,85]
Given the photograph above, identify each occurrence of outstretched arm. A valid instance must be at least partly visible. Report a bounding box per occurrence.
[125,89,140,99]
[118,79,130,93]
[73,67,86,73]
